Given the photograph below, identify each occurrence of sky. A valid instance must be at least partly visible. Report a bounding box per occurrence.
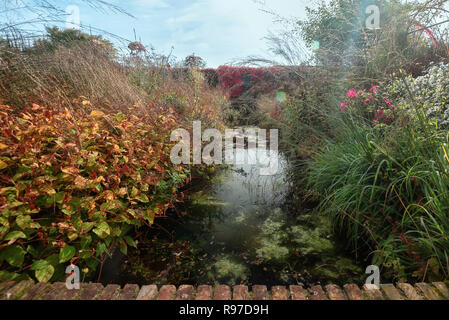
[37,0,313,67]
[4,1,449,67]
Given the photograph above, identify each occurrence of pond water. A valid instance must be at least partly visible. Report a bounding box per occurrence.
[98,135,366,287]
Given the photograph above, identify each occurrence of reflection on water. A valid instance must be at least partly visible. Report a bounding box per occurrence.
[99,142,365,287]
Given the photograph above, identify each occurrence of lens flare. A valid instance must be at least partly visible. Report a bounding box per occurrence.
[275,91,287,103]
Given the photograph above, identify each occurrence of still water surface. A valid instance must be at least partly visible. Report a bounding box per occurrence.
[99,143,365,287]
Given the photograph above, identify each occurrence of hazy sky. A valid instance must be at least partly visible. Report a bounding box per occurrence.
[58,0,312,67]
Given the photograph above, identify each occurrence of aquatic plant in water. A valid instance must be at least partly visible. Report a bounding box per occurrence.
[255,208,290,262]
[289,225,334,255]
[213,255,249,285]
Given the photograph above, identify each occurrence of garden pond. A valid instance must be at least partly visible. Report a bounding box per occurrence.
[97,140,367,287]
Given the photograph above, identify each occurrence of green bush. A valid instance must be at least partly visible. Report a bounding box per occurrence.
[308,93,449,282]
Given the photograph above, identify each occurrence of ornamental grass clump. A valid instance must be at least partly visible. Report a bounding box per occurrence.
[309,85,449,282]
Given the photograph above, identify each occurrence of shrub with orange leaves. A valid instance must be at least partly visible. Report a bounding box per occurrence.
[0,102,202,282]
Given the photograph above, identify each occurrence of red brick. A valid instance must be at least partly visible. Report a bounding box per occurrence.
[325,284,346,300]
[195,285,212,300]
[343,284,365,300]
[308,285,327,300]
[38,282,67,300]
[20,282,51,300]
[432,282,449,299]
[118,284,139,300]
[415,283,441,300]
[157,285,176,300]
[213,285,231,300]
[78,283,104,300]
[137,285,158,300]
[271,286,288,300]
[96,284,120,300]
[362,284,384,300]
[252,285,268,300]
[0,281,16,294]
[397,283,422,300]
[176,285,195,300]
[289,285,306,300]
[1,280,34,300]
[380,284,404,300]
[233,285,249,300]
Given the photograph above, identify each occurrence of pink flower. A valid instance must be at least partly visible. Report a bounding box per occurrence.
[376,108,383,117]
[339,100,348,111]
[383,97,392,106]
[347,89,357,99]
[364,96,373,105]
[383,97,397,109]
[369,85,379,93]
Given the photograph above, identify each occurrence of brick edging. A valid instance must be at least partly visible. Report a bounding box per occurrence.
[1,280,448,300]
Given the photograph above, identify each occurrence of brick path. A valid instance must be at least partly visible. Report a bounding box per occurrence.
[0,280,448,300]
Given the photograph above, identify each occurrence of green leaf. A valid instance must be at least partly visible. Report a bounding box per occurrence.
[120,240,127,255]
[27,245,39,258]
[96,242,108,256]
[0,245,26,267]
[78,249,91,259]
[0,270,20,281]
[31,259,49,271]
[61,207,75,216]
[86,258,98,271]
[32,260,54,282]
[4,231,27,241]
[52,191,65,204]
[0,159,8,170]
[0,187,16,195]
[130,187,139,197]
[16,215,31,229]
[93,222,110,239]
[104,235,112,247]
[80,235,92,249]
[67,232,78,241]
[44,254,59,267]
[59,245,76,263]
[124,236,137,248]
[81,222,94,232]
[135,194,149,203]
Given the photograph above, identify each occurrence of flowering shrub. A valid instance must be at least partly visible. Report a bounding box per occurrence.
[386,63,449,127]
[0,101,199,282]
[338,84,397,125]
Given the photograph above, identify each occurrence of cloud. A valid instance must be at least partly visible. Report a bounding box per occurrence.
[157,0,308,66]
[131,0,170,9]
[73,0,311,67]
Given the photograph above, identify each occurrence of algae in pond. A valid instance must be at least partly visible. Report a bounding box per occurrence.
[255,208,290,262]
[100,149,365,287]
[213,255,249,285]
